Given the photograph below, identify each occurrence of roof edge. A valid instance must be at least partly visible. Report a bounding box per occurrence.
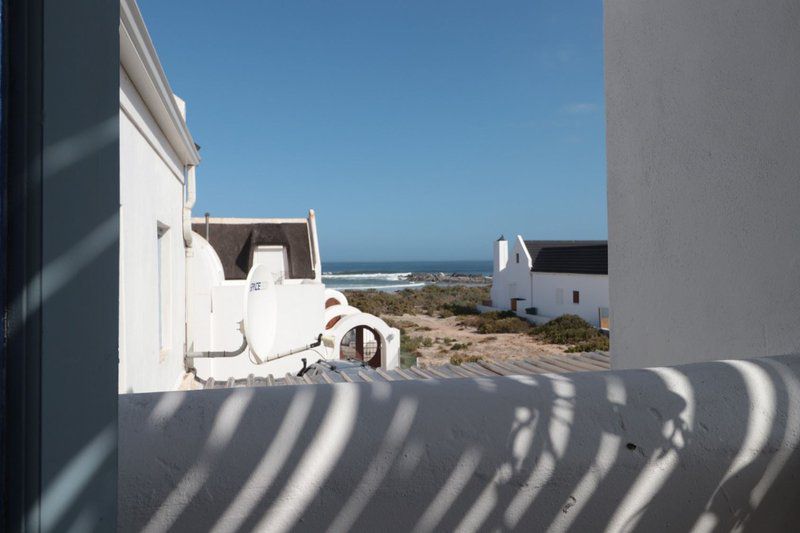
[192,217,309,225]
[120,0,200,166]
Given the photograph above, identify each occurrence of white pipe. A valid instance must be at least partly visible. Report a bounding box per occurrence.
[183,165,196,247]
[308,209,322,282]
[183,165,196,371]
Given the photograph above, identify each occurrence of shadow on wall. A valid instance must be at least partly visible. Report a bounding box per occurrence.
[118,354,800,532]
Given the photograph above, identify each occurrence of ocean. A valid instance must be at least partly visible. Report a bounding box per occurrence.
[322,260,493,291]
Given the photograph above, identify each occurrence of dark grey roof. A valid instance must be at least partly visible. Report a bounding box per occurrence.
[523,240,608,275]
[192,220,314,280]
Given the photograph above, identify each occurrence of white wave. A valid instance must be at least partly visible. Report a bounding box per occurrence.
[325,282,427,291]
[322,272,412,281]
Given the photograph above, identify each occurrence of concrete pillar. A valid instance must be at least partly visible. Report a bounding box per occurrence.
[606,0,800,368]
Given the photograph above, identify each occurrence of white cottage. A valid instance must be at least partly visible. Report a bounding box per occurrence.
[490,235,610,328]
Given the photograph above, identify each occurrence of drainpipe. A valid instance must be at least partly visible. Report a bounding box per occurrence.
[183,165,196,247]
[530,271,534,313]
[183,165,196,368]
[308,209,322,282]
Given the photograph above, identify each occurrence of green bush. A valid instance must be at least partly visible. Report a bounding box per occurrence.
[477,317,532,334]
[450,354,483,365]
[455,311,531,334]
[565,337,610,353]
[343,285,489,318]
[532,314,610,352]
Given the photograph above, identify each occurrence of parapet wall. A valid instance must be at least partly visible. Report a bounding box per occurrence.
[119,354,800,532]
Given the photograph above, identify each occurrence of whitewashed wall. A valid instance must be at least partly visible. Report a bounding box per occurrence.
[491,236,534,309]
[491,237,609,326]
[606,0,800,369]
[531,273,609,327]
[119,353,800,532]
[119,67,187,393]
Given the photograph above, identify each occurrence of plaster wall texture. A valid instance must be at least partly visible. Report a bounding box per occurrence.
[531,272,609,327]
[119,67,187,393]
[606,0,800,369]
[119,353,800,532]
[492,237,609,326]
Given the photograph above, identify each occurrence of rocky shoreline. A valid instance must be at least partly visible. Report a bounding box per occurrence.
[401,272,491,286]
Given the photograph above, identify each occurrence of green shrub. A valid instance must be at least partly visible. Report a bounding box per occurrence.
[532,314,610,352]
[456,311,532,334]
[449,354,483,365]
[565,337,610,353]
[343,285,489,318]
[477,317,532,334]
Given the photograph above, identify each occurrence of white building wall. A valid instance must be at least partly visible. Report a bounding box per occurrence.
[531,272,609,327]
[606,0,800,369]
[491,236,609,326]
[119,66,187,393]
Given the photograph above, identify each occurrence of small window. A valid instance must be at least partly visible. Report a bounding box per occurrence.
[555,288,564,304]
[573,290,580,304]
[516,253,519,263]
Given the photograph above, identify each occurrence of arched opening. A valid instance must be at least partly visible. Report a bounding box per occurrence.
[339,325,382,368]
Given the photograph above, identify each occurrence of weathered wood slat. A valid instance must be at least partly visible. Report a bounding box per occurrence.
[511,360,548,374]
[266,374,275,387]
[537,357,588,373]
[204,378,216,390]
[563,355,608,371]
[461,362,497,376]
[582,352,611,365]
[357,370,375,382]
[477,360,516,376]
[407,366,435,379]
[375,368,397,381]
[393,368,415,380]
[246,374,255,387]
[423,366,452,379]
[498,360,537,375]
[339,371,356,383]
[446,364,476,378]
[523,359,567,374]
[318,370,336,384]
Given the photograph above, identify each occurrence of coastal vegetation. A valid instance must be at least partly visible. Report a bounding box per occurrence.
[532,315,610,353]
[346,286,609,366]
[344,285,489,318]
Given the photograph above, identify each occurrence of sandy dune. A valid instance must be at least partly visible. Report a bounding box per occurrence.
[386,313,570,366]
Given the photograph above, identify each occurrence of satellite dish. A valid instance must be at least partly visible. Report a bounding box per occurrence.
[244,264,278,361]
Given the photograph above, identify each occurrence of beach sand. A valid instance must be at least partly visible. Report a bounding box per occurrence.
[386,313,570,367]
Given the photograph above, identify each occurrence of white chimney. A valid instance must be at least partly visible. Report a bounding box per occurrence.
[173,94,187,121]
[493,235,508,275]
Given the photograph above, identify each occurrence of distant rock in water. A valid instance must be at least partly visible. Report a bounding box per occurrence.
[402,272,491,285]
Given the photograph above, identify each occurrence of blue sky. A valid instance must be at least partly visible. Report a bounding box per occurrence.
[138,0,606,261]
